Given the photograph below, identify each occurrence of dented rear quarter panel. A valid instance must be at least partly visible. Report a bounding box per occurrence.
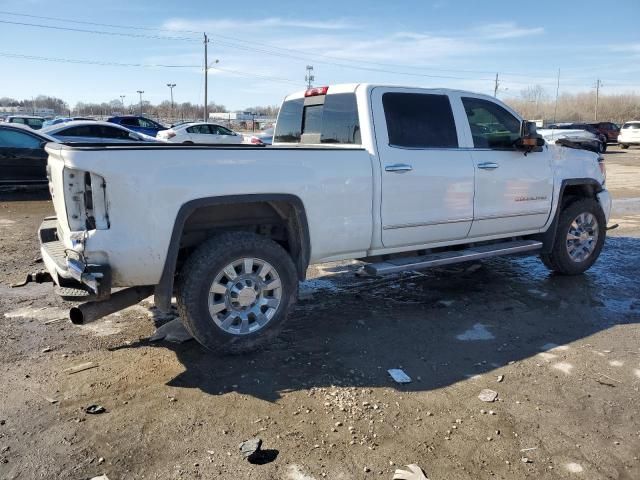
[53,146,374,286]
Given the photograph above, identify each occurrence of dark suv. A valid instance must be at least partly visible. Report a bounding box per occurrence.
[588,122,620,143]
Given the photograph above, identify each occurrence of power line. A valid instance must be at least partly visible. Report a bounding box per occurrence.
[0,19,196,41]
[0,51,199,68]
[0,51,300,86]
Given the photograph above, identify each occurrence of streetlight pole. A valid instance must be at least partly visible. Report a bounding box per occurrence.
[137,90,144,115]
[167,83,176,121]
[120,95,126,113]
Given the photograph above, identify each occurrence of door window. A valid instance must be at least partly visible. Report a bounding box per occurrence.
[56,125,96,137]
[100,126,133,139]
[186,125,211,134]
[0,129,42,148]
[382,92,458,148]
[461,97,521,149]
[213,125,234,136]
[119,118,139,127]
[138,118,159,129]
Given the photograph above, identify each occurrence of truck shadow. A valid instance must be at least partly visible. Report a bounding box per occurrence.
[144,237,640,402]
[0,187,50,202]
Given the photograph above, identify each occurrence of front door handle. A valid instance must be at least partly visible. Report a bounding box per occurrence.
[477,162,499,170]
[385,163,413,173]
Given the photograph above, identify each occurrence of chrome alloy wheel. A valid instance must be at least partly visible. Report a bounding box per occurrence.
[208,257,282,335]
[566,212,599,262]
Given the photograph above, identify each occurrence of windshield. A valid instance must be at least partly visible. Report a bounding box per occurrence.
[622,122,640,129]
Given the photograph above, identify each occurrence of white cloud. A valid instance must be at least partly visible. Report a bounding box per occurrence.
[162,17,355,32]
[474,22,544,40]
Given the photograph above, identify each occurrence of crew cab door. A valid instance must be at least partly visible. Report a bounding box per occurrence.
[455,94,553,236]
[372,88,475,248]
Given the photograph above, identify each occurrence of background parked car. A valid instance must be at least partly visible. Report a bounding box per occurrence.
[246,126,274,145]
[41,120,160,143]
[107,115,166,137]
[538,127,605,154]
[548,123,607,152]
[588,122,620,143]
[618,121,640,149]
[156,122,243,144]
[42,117,95,128]
[5,115,45,130]
[0,123,56,185]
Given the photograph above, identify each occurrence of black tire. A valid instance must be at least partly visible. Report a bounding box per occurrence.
[620,144,629,149]
[176,232,298,354]
[599,139,607,153]
[540,198,606,275]
[182,141,194,145]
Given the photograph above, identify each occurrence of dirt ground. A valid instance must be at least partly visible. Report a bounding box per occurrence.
[1,146,639,480]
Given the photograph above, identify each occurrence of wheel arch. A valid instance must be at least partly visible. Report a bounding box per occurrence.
[537,178,603,253]
[154,194,310,311]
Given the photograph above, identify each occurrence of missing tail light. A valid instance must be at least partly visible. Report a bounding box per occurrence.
[63,168,109,231]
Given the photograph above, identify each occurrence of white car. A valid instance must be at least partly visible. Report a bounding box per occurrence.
[156,122,243,144]
[618,121,640,149]
[537,128,603,153]
[41,121,159,143]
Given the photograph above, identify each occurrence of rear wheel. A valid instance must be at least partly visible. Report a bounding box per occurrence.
[540,198,605,275]
[182,141,194,145]
[176,232,298,354]
[620,144,629,149]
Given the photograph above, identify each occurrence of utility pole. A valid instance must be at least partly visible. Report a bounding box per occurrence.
[137,90,144,115]
[493,73,499,97]
[204,33,209,122]
[594,79,602,121]
[553,68,560,123]
[167,83,176,120]
[305,65,314,89]
[120,95,126,112]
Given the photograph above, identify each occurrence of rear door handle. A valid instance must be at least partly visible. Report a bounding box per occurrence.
[477,162,499,170]
[385,163,413,173]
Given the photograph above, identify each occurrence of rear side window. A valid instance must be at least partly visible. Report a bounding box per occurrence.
[274,93,361,144]
[382,93,458,148]
[274,98,304,143]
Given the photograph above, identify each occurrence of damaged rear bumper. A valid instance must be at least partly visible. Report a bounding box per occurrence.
[39,216,111,299]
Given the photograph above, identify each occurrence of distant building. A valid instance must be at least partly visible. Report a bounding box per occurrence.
[0,106,55,116]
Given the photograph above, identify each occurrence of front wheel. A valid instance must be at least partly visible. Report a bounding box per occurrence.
[176,232,298,354]
[540,198,606,275]
[620,144,629,149]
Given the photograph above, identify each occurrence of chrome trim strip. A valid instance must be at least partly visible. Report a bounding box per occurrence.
[383,218,473,230]
[474,210,549,221]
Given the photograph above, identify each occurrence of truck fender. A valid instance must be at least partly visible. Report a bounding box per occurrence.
[154,194,311,312]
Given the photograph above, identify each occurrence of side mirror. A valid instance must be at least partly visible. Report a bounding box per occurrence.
[515,121,545,153]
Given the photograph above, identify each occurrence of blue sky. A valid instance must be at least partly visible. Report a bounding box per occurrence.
[0,0,638,110]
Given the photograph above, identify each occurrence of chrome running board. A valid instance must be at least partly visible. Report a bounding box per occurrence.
[364,240,543,275]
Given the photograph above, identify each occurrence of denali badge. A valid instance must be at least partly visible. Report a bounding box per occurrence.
[515,196,548,202]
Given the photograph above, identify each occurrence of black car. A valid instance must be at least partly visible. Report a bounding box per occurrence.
[0,123,53,185]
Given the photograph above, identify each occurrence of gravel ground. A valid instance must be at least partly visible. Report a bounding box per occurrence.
[0,146,639,480]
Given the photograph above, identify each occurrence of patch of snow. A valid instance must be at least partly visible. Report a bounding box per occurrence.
[565,462,584,473]
[4,306,66,323]
[287,464,317,480]
[553,362,574,375]
[537,352,557,361]
[456,323,495,341]
[608,360,624,367]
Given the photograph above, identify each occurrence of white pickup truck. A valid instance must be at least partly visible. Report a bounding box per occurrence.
[37,83,611,353]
